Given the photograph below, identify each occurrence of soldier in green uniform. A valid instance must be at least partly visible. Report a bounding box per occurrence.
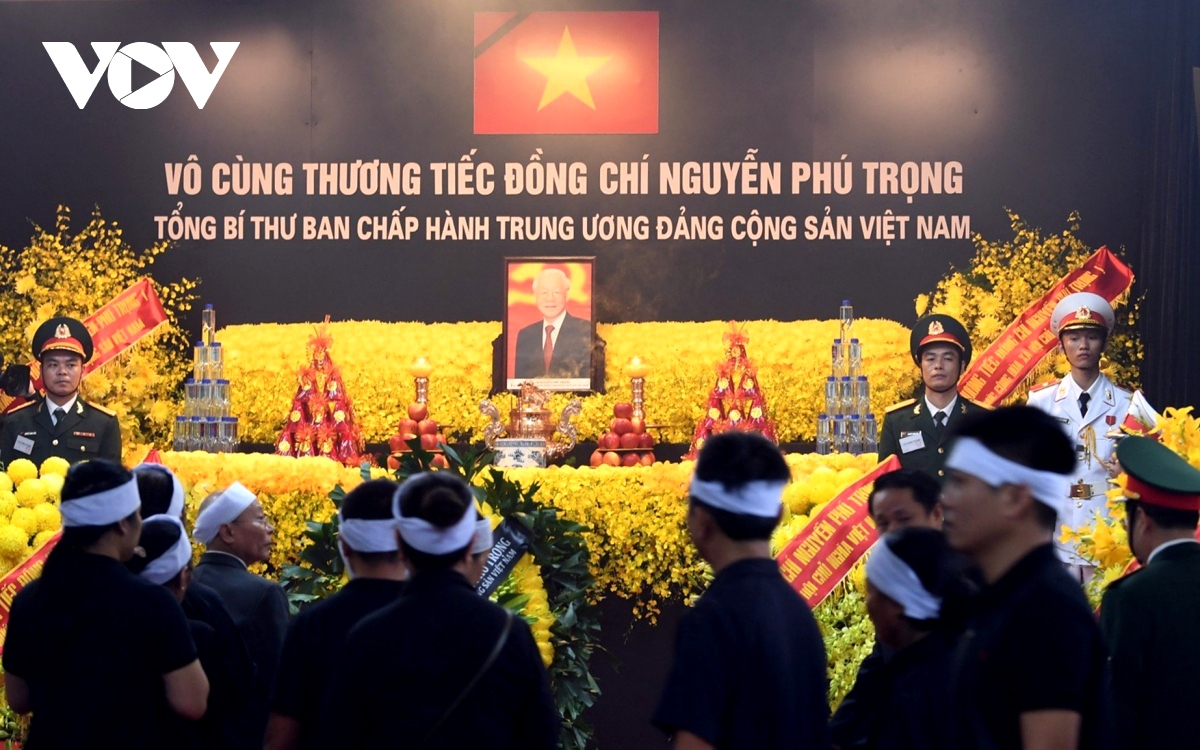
[0,317,120,467]
[879,314,990,479]
[1100,436,1200,750]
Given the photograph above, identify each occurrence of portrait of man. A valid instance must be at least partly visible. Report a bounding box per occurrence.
[506,259,595,390]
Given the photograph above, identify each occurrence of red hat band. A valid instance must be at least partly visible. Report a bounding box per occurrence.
[918,334,965,352]
[40,338,86,358]
[1125,474,1200,512]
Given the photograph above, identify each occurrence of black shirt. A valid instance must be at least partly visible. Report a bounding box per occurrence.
[272,577,407,750]
[3,551,198,750]
[952,544,1114,750]
[653,558,830,750]
[181,581,261,750]
[831,631,958,750]
[321,568,558,750]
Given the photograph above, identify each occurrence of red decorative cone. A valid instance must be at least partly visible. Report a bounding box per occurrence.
[275,318,365,466]
[685,322,779,459]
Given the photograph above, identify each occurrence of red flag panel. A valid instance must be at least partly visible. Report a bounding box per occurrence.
[474,11,659,134]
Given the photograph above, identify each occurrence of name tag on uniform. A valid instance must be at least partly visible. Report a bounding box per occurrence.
[899,432,926,454]
[13,435,34,455]
[72,431,96,438]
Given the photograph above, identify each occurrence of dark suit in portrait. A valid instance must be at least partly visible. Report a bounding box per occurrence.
[513,312,593,380]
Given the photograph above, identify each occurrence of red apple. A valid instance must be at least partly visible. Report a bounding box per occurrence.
[619,433,640,449]
[613,402,634,419]
[639,453,655,466]
[417,419,439,435]
[419,433,439,450]
[602,451,621,467]
[386,454,401,471]
[600,433,621,450]
[611,418,633,435]
[408,403,429,421]
[638,433,655,449]
[630,417,646,434]
[589,450,604,467]
[398,418,419,435]
[388,434,407,452]
[621,453,640,467]
[431,455,449,469]
[436,434,449,446]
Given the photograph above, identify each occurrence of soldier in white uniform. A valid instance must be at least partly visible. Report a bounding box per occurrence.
[1027,292,1148,581]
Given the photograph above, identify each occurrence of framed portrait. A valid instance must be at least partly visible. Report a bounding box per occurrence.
[503,257,598,392]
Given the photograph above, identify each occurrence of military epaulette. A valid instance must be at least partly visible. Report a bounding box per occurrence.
[4,400,36,414]
[885,399,917,414]
[1028,380,1058,393]
[967,398,994,411]
[85,401,116,417]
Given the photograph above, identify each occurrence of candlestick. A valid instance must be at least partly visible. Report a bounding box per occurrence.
[409,358,432,404]
[631,377,646,420]
[623,356,650,379]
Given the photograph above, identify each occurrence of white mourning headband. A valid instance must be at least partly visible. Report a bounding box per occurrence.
[61,475,142,528]
[338,513,400,553]
[472,518,494,555]
[192,482,257,544]
[944,438,1070,515]
[866,536,942,621]
[392,476,478,555]
[139,515,193,586]
[689,478,786,518]
[132,463,185,519]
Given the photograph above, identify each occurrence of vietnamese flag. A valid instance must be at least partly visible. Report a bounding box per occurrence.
[474,11,659,134]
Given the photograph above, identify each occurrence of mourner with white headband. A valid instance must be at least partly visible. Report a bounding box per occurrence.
[3,460,209,749]
[940,407,1114,750]
[321,472,557,750]
[1027,291,1157,580]
[267,479,408,750]
[192,482,288,747]
[654,431,829,750]
[128,515,254,749]
[135,464,260,749]
[831,527,975,750]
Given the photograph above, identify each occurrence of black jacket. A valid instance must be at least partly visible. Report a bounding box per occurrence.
[513,312,593,380]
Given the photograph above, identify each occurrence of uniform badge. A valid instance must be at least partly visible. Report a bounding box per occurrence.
[72,431,95,438]
[1075,306,1091,320]
[1106,415,1116,426]
[54,323,71,339]
[928,321,944,336]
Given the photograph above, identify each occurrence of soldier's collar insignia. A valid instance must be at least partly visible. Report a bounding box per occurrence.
[1075,306,1091,321]
[928,321,944,336]
[54,323,70,339]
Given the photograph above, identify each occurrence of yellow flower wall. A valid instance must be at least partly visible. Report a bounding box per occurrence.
[219,319,917,446]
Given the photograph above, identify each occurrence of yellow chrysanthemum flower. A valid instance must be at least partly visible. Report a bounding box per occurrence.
[40,473,64,501]
[0,492,17,522]
[15,478,49,509]
[38,456,71,479]
[33,503,61,533]
[33,529,58,549]
[0,525,29,558]
[10,508,38,537]
[6,459,39,488]
[0,474,12,494]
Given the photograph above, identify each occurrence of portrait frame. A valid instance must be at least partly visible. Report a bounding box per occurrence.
[498,256,601,393]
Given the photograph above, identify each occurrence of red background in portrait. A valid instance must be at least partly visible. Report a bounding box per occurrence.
[505,261,593,379]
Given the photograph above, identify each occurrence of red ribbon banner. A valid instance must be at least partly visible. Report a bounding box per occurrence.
[958,247,1134,407]
[82,277,170,374]
[776,455,901,608]
[0,532,60,656]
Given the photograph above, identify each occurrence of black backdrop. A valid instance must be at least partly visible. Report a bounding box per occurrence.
[2,0,1190,386]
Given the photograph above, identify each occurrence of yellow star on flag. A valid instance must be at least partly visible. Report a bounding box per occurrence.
[523,26,610,111]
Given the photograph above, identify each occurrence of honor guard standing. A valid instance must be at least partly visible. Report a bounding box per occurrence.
[879,315,991,479]
[1026,292,1144,576]
[0,317,121,467]
[1100,436,1200,750]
